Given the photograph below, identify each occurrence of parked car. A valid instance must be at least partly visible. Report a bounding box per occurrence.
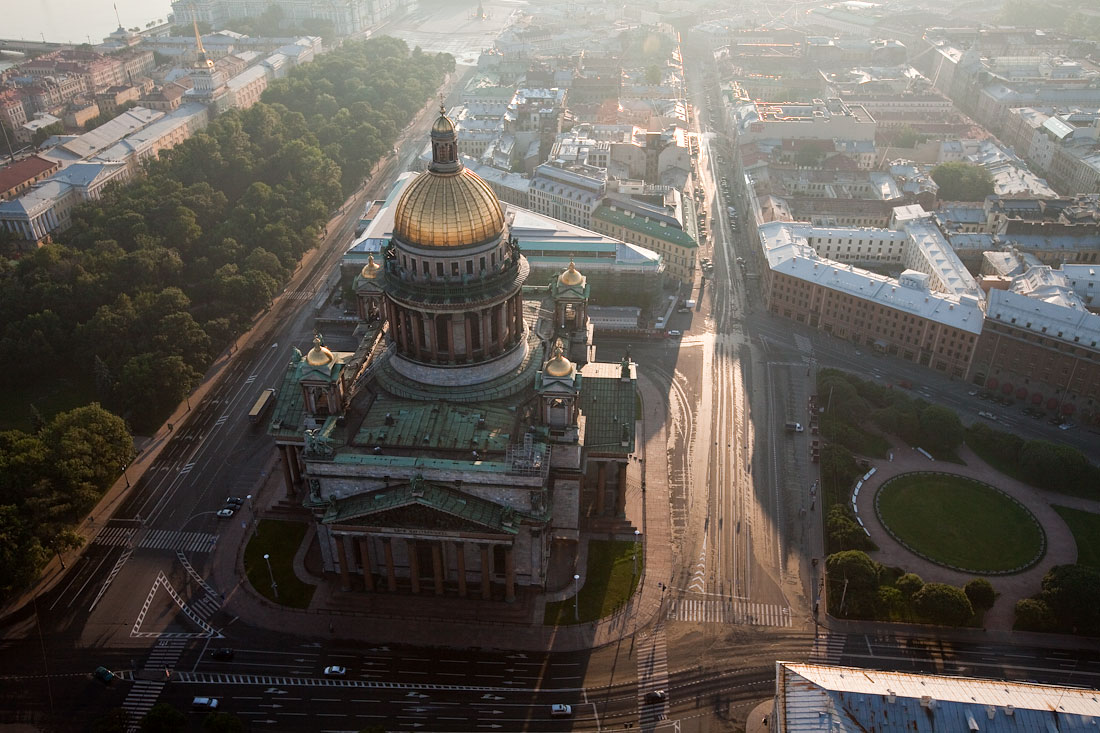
[191,697,219,710]
[93,667,115,685]
[1059,422,1076,431]
[216,507,236,518]
[668,330,683,337]
[323,666,346,677]
[550,704,573,717]
[225,497,244,507]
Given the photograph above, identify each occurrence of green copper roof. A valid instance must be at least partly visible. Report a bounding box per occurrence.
[354,399,516,452]
[593,205,698,249]
[321,479,527,533]
[579,361,637,455]
[269,357,306,440]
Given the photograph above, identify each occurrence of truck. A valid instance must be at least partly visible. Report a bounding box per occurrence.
[248,388,277,425]
[685,299,697,309]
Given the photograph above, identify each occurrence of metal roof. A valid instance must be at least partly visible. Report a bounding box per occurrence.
[779,662,1100,732]
[578,362,636,454]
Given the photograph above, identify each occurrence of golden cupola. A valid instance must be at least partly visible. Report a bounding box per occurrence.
[391,104,505,249]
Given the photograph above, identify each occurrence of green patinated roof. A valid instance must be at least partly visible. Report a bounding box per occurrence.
[321,479,528,533]
[592,205,698,249]
[269,356,306,440]
[354,399,516,452]
[579,362,637,455]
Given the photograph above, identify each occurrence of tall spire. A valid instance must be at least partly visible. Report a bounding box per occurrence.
[191,6,213,69]
[114,2,123,29]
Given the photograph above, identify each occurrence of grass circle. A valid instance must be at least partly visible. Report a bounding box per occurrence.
[874,472,1045,575]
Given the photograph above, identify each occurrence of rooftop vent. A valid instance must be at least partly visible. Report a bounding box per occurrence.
[1004,705,1014,717]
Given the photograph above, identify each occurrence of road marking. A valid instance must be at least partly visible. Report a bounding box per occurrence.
[245,374,257,385]
[666,598,792,627]
[131,571,223,639]
[179,462,196,475]
[88,548,133,612]
[172,671,582,693]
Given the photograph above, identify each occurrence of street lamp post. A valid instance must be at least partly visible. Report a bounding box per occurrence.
[633,529,641,577]
[573,573,581,622]
[247,494,257,537]
[263,553,279,600]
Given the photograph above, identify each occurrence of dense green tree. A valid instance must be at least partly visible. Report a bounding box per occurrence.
[91,708,130,733]
[931,162,995,201]
[875,586,906,618]
[1040,564,1100,634]
[0,506,48,596]
[202,712,246,733]
[895,572,924,600]
[964,578,996,612]
[912,583,974,626]
[1014,597,1055,631]
[140,703,185,733]
[42,404,135,494]
[918,404,964,453]
[825,505,873,552]
[31,121,64,150]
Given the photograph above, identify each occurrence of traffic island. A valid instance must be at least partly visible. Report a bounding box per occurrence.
[243,519,316,608]
[874,472,1046,574]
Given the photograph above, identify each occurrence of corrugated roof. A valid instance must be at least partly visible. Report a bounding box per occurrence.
[354,399,515,452]
[578,362,636,454]
[322,480,523,534]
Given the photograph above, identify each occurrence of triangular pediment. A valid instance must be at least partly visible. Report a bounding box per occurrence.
[342,503,498,533]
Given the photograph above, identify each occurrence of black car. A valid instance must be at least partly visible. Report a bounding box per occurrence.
[644,690,667,704]
[225,497,244,507]
[210,648,234,661]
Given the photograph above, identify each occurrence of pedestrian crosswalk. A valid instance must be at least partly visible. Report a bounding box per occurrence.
[92,527,216,553]
[122,679,164,730]
[809,633,846,665]
[147,639,186,670]
[637,627,670,726]
[667,598,793,627]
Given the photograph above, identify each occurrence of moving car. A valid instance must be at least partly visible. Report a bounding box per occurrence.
[644,690,667,704]
[323,666,346,677]
[550,704,573,717]
[191,697,219,710]
[93,667,115,685]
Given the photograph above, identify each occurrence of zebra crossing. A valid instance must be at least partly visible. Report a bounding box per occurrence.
[809,633,846,665]
[284,289,315,301]
[637,627,670,726]
[93,526,216,553]
[122,679,164,730]
[667,598,793,627]
[122,640,187,729]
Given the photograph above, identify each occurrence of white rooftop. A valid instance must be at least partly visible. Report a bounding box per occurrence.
[985,284,1100,349]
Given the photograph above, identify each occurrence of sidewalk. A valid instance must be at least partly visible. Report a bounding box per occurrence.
[208,370,674,652]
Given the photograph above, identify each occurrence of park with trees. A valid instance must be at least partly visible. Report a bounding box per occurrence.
[930,161,995,201]
[0,37,454,599]
[815,369,1100,632]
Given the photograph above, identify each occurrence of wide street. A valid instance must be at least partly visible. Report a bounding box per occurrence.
[3,14,1100,733]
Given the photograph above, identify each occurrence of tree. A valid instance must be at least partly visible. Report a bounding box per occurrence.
[826,550,880,617]
[875,586,906,618]
[918,404,964,453]
[1040,564,1100,634]
[141,703,185,733]
[1014,597,1055,631]
[202,712,246,732]
[91,708,130,733]
[42,403,134,495]
[912,583,974,626]
[930,162,994,201]
[964,578,996,612]
[895,572,924,600]
[31,121,64,150]
[826,505,872,552]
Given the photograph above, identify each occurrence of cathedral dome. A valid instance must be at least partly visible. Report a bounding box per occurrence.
[559,261,584,286]
[360,253,382,279]
[391,106,505,249]
[305,336,335,367]
[392,168,505,248]
[544,346,574,377]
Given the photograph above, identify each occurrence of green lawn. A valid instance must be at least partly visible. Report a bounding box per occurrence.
[1054,505,1100,569]
[544,540,642,625]
[875,473,1044,573]
[243,519,316,609]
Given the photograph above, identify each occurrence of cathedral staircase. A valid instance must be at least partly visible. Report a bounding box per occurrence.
[322,580,537,625]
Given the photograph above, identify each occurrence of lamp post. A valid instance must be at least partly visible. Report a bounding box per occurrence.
[573,573,581,622]
[246,494,257,538]
[120,460,130,489]
[263,553,278,600]
[633,529,641,577]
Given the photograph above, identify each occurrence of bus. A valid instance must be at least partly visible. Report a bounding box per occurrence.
[248,388,277,425]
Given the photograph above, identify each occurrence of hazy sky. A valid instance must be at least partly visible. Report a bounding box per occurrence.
[6,0,174,44]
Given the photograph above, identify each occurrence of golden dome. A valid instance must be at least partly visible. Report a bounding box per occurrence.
[544,345,574,377]
[360,253,382,279]
[305,336,335,367]
[559,260,584,286]
[392,167,505,248]
[432,111,455,135]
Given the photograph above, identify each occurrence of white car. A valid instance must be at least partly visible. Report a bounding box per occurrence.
[323,666,346,677]
[550,704,573,717]
[191,697,219,710]
[216,507,236,518]
[668,330,683,337]
[1059,422,1075,431]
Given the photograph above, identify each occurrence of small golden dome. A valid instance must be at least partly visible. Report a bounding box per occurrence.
[360,253,382,279]
[544,345,574,378]
[305,335,335,367]
[392,167,505,248]
[559,260,584,286]
[432,111,455,135]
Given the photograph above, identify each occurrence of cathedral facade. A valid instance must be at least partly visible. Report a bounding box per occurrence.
[268,108,636,603]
